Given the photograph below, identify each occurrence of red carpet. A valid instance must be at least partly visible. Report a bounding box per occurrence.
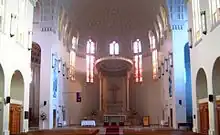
[105,126,120,135]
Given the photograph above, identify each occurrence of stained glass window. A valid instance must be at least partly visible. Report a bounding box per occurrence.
[109,41,119,55]
[149,31,158,80]
[86,39,95,83]
[157,16,164,38]
[160,6,168,28]
[133,39,143,82]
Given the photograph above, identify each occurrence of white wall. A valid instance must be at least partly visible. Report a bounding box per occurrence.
[63,72,99,125]
[0,0,36,134]
[188,0,220,134]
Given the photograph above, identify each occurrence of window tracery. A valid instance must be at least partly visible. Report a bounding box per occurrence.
[133,39,143,82]
[149,31,158,80]
[109,41,119,55]
[86,39,95,83]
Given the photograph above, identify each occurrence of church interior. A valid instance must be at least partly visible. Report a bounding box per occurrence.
[0,0,220,135]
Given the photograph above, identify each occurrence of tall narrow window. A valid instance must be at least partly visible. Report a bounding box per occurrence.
[69,50,76,81]
[154,22,160,43]
[86,39,95,83]
[109,41,119,55]
[211,0,220,24]
[0,0,5,31]
[192,0,201,41]
[133,39,143,82]
[157,16,164,38]
[149,31,158,80]
[17,0,25,44]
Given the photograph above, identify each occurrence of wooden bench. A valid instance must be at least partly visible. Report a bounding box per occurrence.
[15,129,99,135]
[123,129,204,135]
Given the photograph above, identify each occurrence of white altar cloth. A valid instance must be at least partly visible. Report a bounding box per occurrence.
[81,120,96,126]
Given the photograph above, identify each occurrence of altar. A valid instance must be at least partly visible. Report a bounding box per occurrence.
[104,114,126,123]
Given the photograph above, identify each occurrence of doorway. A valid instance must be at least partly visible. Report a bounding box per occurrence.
[199,103,209,134]
[53,109,56,128]
[170,108,173,127]
[9,104,22,135]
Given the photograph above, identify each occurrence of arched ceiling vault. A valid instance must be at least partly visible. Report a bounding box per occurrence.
[59,0,169,53]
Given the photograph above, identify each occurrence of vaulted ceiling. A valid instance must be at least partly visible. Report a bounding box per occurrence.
[65,0,167,41]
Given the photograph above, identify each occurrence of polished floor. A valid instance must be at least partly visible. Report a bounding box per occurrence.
[16,126,203,135]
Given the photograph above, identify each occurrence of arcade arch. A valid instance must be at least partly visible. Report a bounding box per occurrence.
[196,68,209,134]
[0,64,4,133]
[212,57,220,134]
[9,70,24,134]
[29,42,41,128]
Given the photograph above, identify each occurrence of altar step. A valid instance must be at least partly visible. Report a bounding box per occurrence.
[105,127,120,135]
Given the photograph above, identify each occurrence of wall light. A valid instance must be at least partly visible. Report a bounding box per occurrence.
[201,11,207,35]
[187,28,193,48]
[168,52,173,68]
[158,67,161,79]
[10,14,16,37]
[62,62,66,77]
[58,59,62,73]
[165,58,168,72]
[28,31,33,51]
[161,62,164,76]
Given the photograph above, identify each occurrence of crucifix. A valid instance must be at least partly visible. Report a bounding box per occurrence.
[109,84,119,104]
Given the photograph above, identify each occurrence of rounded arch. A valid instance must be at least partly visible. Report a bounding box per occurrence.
[196,68,208,99]
[31,42,41,65]
[0,64,5,133]
[154,22,160,43]
[157,15,164,38]
[29,42,41,127]
[10,70,24,102]
[148,30,156,50]
[160,6,168,28]
[0,63,4,97]
[212,57,220,96]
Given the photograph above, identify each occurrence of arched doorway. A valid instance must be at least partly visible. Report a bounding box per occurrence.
[29,42,41,128]
[196,68,209,134]
[0,64,5,133]
[212,57,220,134]
[9,70,24,134]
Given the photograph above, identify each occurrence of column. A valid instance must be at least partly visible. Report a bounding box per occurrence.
[99,72,103,111]
[126,72,130,111]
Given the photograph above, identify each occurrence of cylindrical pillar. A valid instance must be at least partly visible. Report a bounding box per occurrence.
[126,72,130,111]
[99,72,103,111]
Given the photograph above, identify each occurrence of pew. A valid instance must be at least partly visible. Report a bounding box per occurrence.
[15,129,99,135]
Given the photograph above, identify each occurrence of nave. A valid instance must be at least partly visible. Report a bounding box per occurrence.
[15,127,202,135]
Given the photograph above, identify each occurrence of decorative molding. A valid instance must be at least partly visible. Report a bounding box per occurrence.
[29,0,37,7]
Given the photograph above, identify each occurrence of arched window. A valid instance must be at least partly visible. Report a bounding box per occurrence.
[72,36,77,49]
[86,39,95,83]
[160,6,168,29]
[149,31,158,80]
[149,31,156,50]
[157,15,163,38]
[133,39,143,82]
[109,41,119,55]
[210,0,220,24]
[154,22,160,43]
[192,0,201,41]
